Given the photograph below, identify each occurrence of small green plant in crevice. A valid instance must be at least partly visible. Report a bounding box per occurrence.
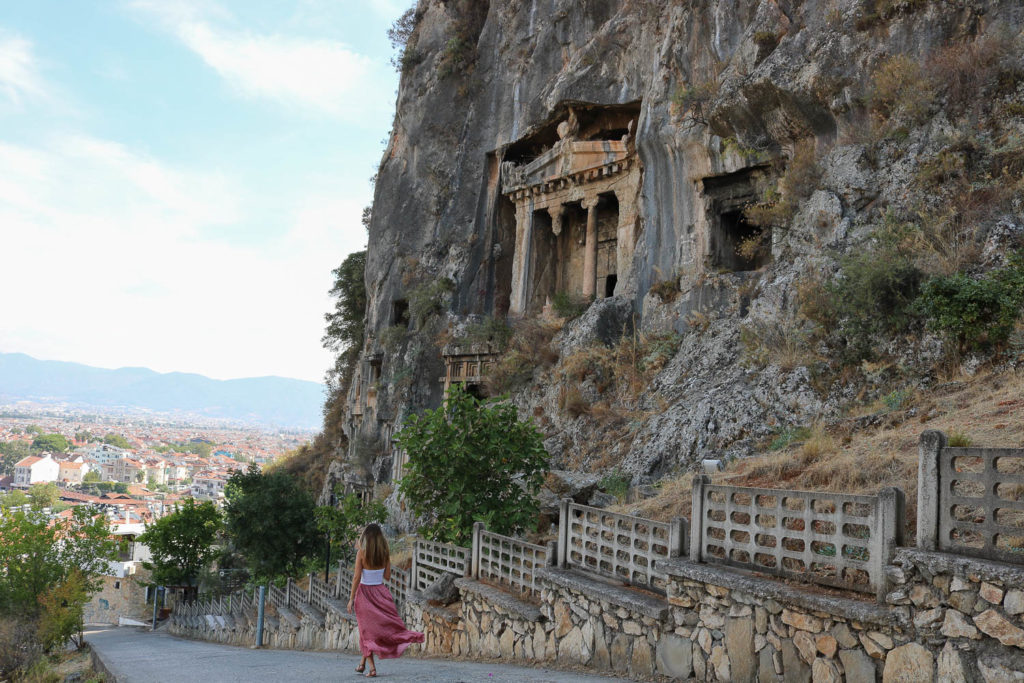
[408,277,455,328]
[648,277,681,303]
[744,140,820,229]
[948,430,973,447]
[552,291,589,320]
[380,325,407,352]
[460,316,512,348]
[769,426,812,451]
[672,80,717,125]
[881,388,913,412]
[599,468,631,503]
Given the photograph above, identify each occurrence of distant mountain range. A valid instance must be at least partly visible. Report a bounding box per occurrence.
[0,353,325,430]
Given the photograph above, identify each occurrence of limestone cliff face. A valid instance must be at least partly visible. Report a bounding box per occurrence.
[339,0,1024,496]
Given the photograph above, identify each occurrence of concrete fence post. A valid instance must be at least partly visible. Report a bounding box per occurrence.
[546,540,557,567]
[308,573,314,603]
[471,522,483,579]
[285,578,291,608]
[557,498,571,568]
[876,487,906,601]
[917,430,946,552]
[410,540,419,591]
[669,515,688,558]
[336,559,345,598]
[690,475,709,563]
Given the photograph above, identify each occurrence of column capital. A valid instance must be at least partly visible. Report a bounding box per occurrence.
[547,204,564,236]
[581,195,599,210]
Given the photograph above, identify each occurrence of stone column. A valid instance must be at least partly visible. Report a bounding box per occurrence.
[509,201,533,315]
[548,204,564,236]
[582,196,598,298]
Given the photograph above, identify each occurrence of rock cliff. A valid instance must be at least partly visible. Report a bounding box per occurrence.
[337,0,1024,504]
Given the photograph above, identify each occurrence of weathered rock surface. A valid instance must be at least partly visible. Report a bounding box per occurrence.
[333,0,1024,507]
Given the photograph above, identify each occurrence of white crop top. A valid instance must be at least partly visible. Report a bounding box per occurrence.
[361,568,385,585]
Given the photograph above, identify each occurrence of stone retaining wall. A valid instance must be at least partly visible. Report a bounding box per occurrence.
[170,550,1024,681]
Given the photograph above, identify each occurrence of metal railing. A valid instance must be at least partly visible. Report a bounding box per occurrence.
[691,476,904,599]
[558,499,687,594]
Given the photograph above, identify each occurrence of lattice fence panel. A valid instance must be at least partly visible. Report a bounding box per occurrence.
[477,528,551,599]
[699,484,884,594]
[268,584,286,611]
[939,447,1024,563]
[564,502,681,593]
[308,575,332,612]
[413,539,469,592]
[388,567,408,608]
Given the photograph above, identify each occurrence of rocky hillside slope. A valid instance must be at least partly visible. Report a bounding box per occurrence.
[332,0,1024,508]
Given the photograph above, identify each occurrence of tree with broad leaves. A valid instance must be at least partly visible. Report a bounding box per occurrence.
[223,465,319,583]
[138,499,221,601]
[395,385,548,545]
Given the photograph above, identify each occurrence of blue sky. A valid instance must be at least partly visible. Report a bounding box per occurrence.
[0,0,406,382]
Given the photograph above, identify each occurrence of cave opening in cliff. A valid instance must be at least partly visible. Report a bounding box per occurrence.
[392,299,409,327]
[717,210,770,272]
[702,167,772,272]
[528,209,557,313]
[596,192,619,298]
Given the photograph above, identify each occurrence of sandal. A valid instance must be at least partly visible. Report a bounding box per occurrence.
[366,666,377,678]
[355,662,365,674]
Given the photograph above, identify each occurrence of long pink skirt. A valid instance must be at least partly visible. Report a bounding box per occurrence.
[353,583,424,658]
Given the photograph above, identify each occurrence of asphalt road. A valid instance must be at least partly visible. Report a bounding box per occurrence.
[87,627,624,682]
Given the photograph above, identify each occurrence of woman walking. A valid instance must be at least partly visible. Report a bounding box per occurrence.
[348,523,424,677]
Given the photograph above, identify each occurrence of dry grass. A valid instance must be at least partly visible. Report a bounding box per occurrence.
[610,369,1024,543]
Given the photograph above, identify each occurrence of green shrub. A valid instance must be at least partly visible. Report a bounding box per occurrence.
[380,324,408,352]
[769,426,812,451]
[552,291,589,320]
[829,250,923,361]
[744,141,819,229]
[461,316,512,347]
[408,277,455,328]
[881,388,913,412]
[599,468,631,503]
[948,430,973,447]
[916,254,1024,351]
[649,277,681,303]
[395,385,548,544]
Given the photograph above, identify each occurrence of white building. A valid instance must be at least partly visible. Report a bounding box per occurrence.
[13,453,60,488]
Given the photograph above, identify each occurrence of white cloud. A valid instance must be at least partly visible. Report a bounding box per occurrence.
[0,30,48,105]
[0,134,367,382]
[129,1,386,118]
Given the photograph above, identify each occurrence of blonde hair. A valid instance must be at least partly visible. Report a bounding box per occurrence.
[360,523,389,570]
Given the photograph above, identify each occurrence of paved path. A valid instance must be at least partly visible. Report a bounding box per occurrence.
[87,627,624,682]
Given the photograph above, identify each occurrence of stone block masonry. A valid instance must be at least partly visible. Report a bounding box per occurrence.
[170,431,1024,680]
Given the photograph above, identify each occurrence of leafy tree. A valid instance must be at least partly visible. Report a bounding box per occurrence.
[0,507,117,614]
[138,500,221,599]
[395,385,548,544]
[323,250,367,361]
[102,433,132,449]
[0,441,32,477]
[223,465,318,583]
[82,469,101,484]
[30,433,69,453]
[36,570,88,651]
[0,489,29,509]
[24,425,43,436]
[28,482,59,510]
[315,493,387,567]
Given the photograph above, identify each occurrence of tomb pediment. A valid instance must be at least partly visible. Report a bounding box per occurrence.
[503,140,632,193]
